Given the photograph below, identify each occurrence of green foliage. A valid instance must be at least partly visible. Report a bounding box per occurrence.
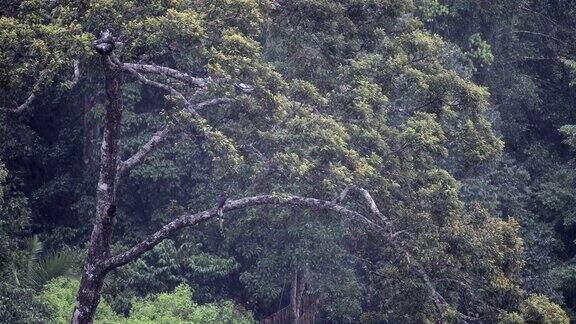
[468,33,494,68]
[127,284,253,323]
[24,235,44,281]
[40,278,252,324]
[501,294,569,324]
[417,0,576,319]
[560,58,576,87]
[104,239,240,313]
[560,125,576,150]
[0,161,30,277]
[0,9,90,103]
[2,0,574,322]
[521,294,570,324]
[28,248,79,288]
[40,277,119,323]
[8,235,80,289]
[0,161,47,322]
[416,0,449,23]
[0,283,46,323]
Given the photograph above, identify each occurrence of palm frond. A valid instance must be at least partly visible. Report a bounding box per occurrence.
[28,248,78,288]
[25,235,43,275]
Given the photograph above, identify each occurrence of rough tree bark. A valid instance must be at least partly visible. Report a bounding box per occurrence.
[290,268,308,324]
[71,34,123,323]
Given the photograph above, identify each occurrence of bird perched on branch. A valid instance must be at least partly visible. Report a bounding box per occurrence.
[93,30,116,55]
[216,193,228,235]
[234,82,254,94]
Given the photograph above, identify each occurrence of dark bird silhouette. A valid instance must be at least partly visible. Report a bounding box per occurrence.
[216,193,228,235]
[93,30,116,55]
[217,193,227,217]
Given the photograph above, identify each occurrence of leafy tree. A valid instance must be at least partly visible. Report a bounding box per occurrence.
[500,294,569,324]
[415,0,576,318]
[104,239,240,314]
[18,235,81,289]
[0,161,29,279]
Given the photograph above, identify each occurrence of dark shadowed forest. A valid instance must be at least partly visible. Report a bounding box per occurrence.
[1,0,576,323]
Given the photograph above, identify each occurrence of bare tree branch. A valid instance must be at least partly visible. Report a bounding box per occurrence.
[122,62,209,88]
[332,185,351,204]
[351,186,388,222]
[99,185,477,323]
[100,186,476,322]
[125,62,253,94]
[109,55,204,117]
[117,126,171,177]
[1,69,49,113]
[115,96,235,178]
[102,194,376,270]
[66,59,81,89]
[2,59,81,114]
[196,97,236,110]
[109,56,235,177]
[111,56,237,118]
[332,185,388,223]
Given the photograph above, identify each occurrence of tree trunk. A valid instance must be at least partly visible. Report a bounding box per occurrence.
[291,269,308,324]
[71,267,106,324]
[71,51,123,324]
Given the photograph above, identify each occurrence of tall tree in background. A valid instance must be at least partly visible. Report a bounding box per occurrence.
[414,0,576,317]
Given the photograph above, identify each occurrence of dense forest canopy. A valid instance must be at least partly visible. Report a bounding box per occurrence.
[1,0,575,323]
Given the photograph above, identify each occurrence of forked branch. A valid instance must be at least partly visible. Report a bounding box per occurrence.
[110,56,235,178]
[333,185,388,223]
[334,185,474,323]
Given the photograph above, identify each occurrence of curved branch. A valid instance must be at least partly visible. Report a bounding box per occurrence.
[110,55,204,118]
[101,187,478,323]
[102,194,375,271]
[117,126,171,178]
[332,185,387,222]
[352,186,388,222]
[66,59,81,89]
[336,185,475,322]
[1,69,49,113]
[123,62,208,88]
